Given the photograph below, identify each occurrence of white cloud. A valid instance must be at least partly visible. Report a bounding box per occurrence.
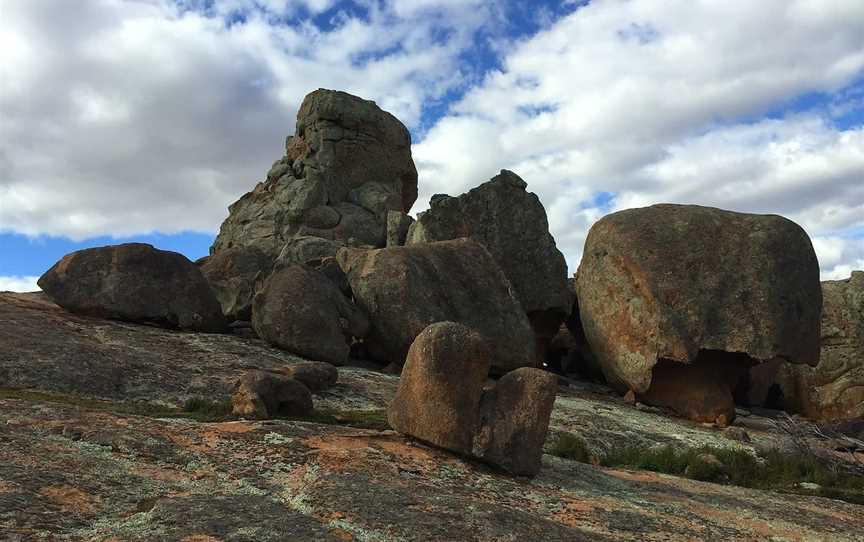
[0,0,496,240]
[2,0,863,281]
[0,276,40,293]
[412,0,864,279]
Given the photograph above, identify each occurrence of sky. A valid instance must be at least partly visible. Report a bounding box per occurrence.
[1,0,863,292]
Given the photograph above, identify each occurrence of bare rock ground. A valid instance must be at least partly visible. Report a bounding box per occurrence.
[2,291,863,540]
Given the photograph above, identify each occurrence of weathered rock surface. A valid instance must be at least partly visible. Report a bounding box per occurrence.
[38,243,226,333]
[474,367,558,476]
[281,361,339,392]
[4,397,863,541]
[389,322,556,476]
[232,369,313,419]
[211,89,418,261]
[337,239,536,371]
[407,170,571,355]
[198,245,272,321]
[576,204,821,421]
[3,291,863,540]
[773,271,864,421]
[388,322,492,453]
[252,264,369,365]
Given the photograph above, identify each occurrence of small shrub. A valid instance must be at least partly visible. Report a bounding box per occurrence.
[548,432,592,463]
[182,397,233,420]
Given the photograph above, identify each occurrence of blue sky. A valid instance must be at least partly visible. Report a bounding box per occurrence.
[2,0,864,291]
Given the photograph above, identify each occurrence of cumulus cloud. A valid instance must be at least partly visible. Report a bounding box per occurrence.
[0,276,40,293]
[0,0,495,239]
[413,0,864,278]
[2,0,863,280]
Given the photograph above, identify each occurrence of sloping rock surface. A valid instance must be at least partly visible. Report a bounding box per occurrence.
[4,399,864,541]
[37,243,226,333]
[2,291,863,540]
[337,239,536,371]
[576,204,822,396]
[774,271,864,421]
[406,170,571,348]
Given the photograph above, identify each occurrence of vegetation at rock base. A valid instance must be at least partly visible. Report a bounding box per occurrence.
[549,432,864,505]
[301,408,390,431]
[182,396,234,419]
[0,387,389,430]
[0,388,229,422]
[547,431,593,463]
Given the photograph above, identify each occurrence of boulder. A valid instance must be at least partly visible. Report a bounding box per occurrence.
[576,204,821,422]
[281,361,339,393]
[771,271,864,421]
[388,322,557,476]
[231,369,313,419]
[37,243,226,333]
[386,210,414,247]
[211,89,417,261]
[199,245,272,321]
[388,322,492,452]
[252,264,369,365]
[473,367,558,476]
[406,170,571,356]
[337,238,536,372]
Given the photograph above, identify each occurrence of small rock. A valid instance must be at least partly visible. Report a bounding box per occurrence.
[799,482,821,491]
[232,369,313,419]
[281,362,338,392]
[735,407,752,417]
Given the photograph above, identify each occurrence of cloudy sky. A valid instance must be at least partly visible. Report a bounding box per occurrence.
[1,0,863,292]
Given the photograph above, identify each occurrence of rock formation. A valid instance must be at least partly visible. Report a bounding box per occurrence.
[406,170,571,358]
[231,369,313,419]
[37,243,226,333]
[3,291,863,540]
[281,361,339,392]
[198,245,271,321]
[337,238,536,372]
[252,263,369,365]
[388,322,557,476]
[211,89,418,264]
[576,204,822,423]
[387,322,491,452]
[770,271,864,421]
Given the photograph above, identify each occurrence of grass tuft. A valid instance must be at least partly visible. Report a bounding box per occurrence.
[548,432,593,463]
[598,443,864,505]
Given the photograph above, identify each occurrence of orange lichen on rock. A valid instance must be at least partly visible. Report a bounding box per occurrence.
[38,485,99,514]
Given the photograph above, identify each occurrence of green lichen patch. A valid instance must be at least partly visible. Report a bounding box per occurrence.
[297,408,390,431]
[0,388,232,422]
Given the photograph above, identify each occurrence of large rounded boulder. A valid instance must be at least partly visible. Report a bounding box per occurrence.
[772,271,864,421]
[406,170,571,358]
[252,263,369,365]
[337,238,536,373]
[37,243,226,333]
[576,204,821,422]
